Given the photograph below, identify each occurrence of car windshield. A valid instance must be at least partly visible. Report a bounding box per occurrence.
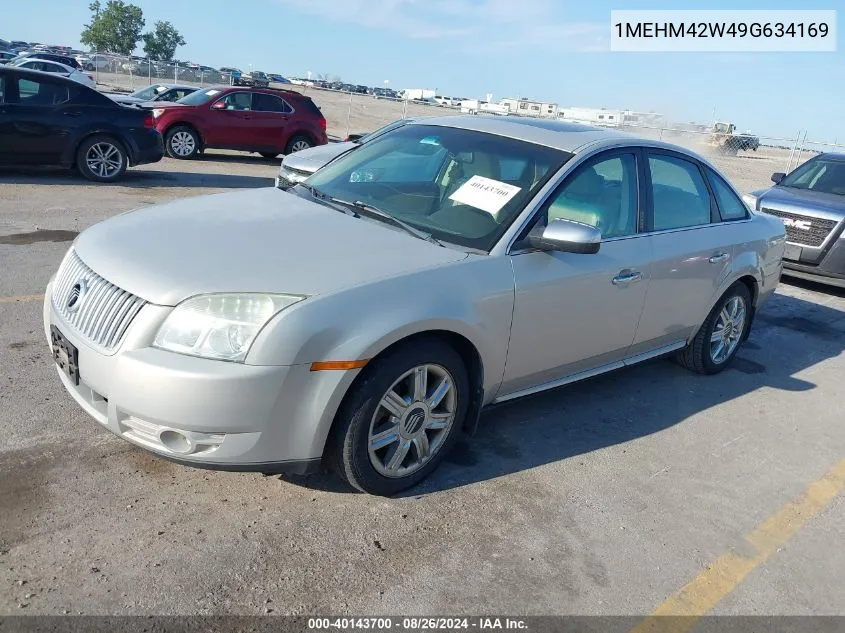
[304,124,571,251]
[176,87,223,105]
[357,119,410,144]
[780,157,845,196]
[130,84,166,100]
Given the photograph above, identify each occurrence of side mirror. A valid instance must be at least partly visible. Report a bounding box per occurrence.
[527,218,601,254]
[771,172,786,184]
[211,101,226,110]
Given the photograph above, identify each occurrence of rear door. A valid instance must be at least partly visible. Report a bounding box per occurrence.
[633,150,741,351]
[250,92,292,151]
[206,91,254,147]
[0,74,73,165]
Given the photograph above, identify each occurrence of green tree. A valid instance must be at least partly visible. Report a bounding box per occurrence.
[142,21,186,61]
[80,0,145,55]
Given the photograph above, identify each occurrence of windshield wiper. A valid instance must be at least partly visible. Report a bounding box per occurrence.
[329,198,444,247]
[295,182,358,216]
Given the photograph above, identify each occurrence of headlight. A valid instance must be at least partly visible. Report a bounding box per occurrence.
[153,293,305,362]
[741,193,758,210]
[151,108,165,118]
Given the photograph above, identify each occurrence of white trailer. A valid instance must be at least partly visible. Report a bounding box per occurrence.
[460,100,508,116]
[402,88,436,101]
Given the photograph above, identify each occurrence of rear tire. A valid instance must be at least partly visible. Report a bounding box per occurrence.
[285,134,313,155]
[676,283,752,375]
[165,125,200,159]
[76,135,127,182]
[326,338,469,496]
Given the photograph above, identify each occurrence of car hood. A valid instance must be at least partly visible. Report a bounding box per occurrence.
[754,185,845,217]
[72,187,467,306]
[281,142,356,173]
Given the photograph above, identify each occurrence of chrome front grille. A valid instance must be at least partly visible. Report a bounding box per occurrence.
[52,250,147,352]
[760,208,837,247]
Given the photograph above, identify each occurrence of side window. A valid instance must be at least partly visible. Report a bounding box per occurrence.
[253,93,293,113]
[216,92,252,110]
[542,153,639,238]
[648,154,712,231]
[18,77,70,105]
[706,169,748,221]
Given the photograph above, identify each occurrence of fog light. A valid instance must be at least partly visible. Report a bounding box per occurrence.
[159,430,193,455]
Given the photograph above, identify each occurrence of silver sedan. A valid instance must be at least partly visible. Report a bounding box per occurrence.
[44,116,786,495]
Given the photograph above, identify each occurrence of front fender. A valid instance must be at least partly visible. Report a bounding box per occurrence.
[245,255,514,458]
[247,255,515,396]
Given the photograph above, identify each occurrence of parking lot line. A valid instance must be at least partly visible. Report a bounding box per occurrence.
[0,294,44,304]
[632,457,845,633]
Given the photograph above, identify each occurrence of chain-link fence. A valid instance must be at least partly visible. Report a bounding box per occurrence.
[86,52,463,140]
[86,52,839,192]
[611,123,840,193]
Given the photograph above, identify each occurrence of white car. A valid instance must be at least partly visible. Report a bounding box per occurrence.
[11,58,95,88]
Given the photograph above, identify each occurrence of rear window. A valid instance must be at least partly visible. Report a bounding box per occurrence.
[295,96,322,117]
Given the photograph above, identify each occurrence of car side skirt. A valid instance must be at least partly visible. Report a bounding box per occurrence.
[492,339,687,404]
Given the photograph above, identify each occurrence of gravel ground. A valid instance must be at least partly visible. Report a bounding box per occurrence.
[1,151,844,618]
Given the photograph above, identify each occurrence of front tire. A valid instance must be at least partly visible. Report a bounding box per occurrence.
[677,283,752,374]
[165,125,200,159]
[285,134,313,155]
[327,338,469,496]
[76,135,127,182]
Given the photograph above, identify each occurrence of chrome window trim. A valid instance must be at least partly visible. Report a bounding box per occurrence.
[500,140,755,256]
[500,142,642,255]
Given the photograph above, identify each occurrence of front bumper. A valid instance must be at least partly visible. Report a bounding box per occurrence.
[43,280,344,474]
[782,235,845,289]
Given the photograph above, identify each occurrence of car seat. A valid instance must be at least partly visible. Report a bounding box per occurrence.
[547,167,621,236]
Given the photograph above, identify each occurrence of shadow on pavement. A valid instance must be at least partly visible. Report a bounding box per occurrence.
[290,289,845,496]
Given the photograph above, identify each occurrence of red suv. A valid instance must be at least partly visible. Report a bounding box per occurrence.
[151,85,327,160]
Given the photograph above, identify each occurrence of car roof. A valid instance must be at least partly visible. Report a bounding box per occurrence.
[205,84,312,99]
[406,115,634,153]
[817,152,845,161]
[0,64,78,84]
[14,57,76,73]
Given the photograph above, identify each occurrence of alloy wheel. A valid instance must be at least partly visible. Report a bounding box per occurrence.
[85,142,123,179]
[170,131,196,157]
[367,364,457,478]
[290,139,311,153]
[710,295,747,364]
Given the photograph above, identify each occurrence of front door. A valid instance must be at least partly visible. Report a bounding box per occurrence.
[207,91,254,147]
[500,150,653,397]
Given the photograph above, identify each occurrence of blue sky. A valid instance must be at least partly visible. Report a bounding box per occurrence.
[3,0,843,141]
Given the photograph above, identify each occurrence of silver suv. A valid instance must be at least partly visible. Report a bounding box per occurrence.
[45,117,786,495]
[745,153,845,289]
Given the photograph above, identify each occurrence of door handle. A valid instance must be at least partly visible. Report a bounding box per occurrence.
[62,110,82,117]
[612,270,643,286]
[708,252,730,264]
